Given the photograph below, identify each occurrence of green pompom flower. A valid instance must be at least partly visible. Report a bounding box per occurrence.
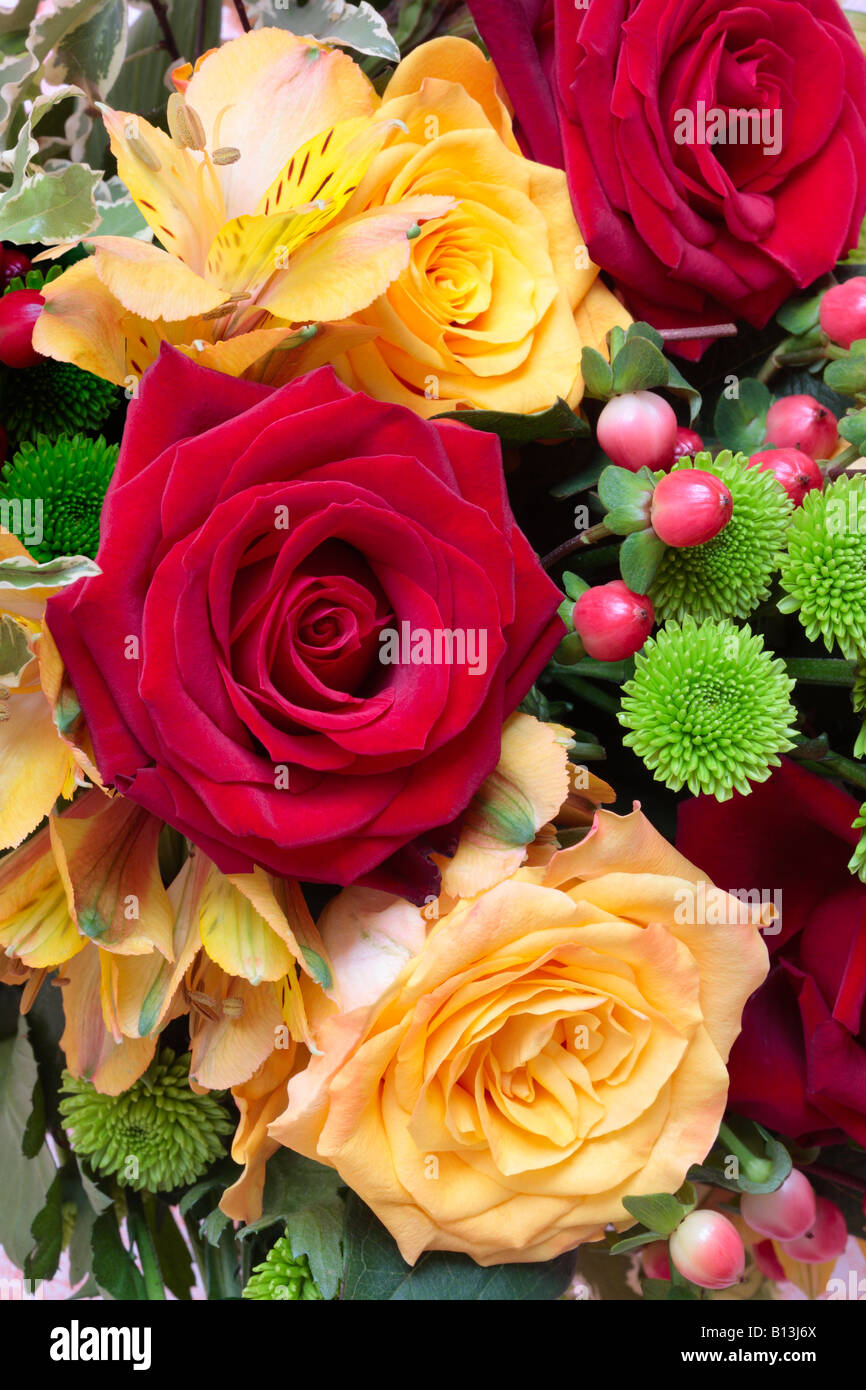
[849,804,866,882]
[0,360,119,443]
[242,1234,324,1301]
[59,1050,233,1193]
[0,433,118,561]
[618,617,797,798]
[650,451,792,622]
[779,474,866,659]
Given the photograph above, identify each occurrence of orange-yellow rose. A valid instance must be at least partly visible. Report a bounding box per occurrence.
[269,806,768,1265]
[332,37,630,417]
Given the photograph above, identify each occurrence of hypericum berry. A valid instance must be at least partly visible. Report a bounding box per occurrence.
[748,447,824,506]
[779,1197,847,1264]
[669,1210,745,1290]
[640,1241,671,1281]
[740,1171,817,1242]
[1,245,33,290]
[764,395,838,459]
[650,469,733,547]
[596,391,678,472]
[0,289,44,368]
[820,276,866,349]
[573,580,654,660]
[671,426,703,469]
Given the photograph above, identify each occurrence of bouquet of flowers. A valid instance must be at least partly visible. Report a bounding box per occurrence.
[2,0,866,1309]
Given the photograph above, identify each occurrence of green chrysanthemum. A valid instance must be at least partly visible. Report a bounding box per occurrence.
[650,451,792,622]
[779,474,866,659]
[0,360,119,444]
[242,1234,324,1301]
[58,1050,233,1194]
[0,433,118,561]
[618,617,797,798]
[849,804,866,882]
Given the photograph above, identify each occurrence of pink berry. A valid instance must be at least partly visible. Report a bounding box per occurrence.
[820,277,866,349]
[640,1241,671,1281]
[765,395,838,459]
[749,447,823,506]
[740,1170,817,1242]
[779,1196,847,1264]
[669,1210,745,1290]
[670,426,703,470]
[650,469,733,547]
[0,288,44,368]
[573,580,654,661]
[596,391,678,472]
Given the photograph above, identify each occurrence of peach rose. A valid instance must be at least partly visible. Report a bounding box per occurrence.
[269,805,769,1265]
[332,37,630,417]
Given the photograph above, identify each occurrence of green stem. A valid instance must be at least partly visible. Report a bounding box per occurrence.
[567,657,633,683]
[826,442,862,479]
[717,1123,773,1185]
[784,657,857,686]
[552,672,621,715]
[799,750,866,794]
[127,1195,166,1301]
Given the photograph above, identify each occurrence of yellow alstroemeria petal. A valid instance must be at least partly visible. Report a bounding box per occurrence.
[204,206,337,302]
[187,956,285,1091]
[0,681,70,852]
[259,196,454,323]
[59,947,156,1094]
[0,825,84,969]
[220,1045,304,1222]
[226,867,333,993]
[242,320,378,388]
[87,237,227,322]
[253,114,409,225]
[198,862,294,985]
[50,789,174,958]
[182,28,377,220]
[33,256,128,386]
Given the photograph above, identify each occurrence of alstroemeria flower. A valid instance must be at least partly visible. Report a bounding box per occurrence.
[33,27,452,388]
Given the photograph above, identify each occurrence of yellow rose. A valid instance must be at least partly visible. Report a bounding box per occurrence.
[332,38,630,417]
[269,806,768,1265]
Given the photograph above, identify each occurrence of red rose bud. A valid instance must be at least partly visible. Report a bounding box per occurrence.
[670,426,703,469]
[0,245,32,290]
[573,580,654,660]
[779,1196,848,1264]
[650,468,732,546]
[765,394,838,459]
[740,1170,817,1242]
[669,1210,745,1290]
[820,277,866,349]
[749,447,823,506]
[596,391,678,472]
[0,288,44,368]
[640,1241,671,1281]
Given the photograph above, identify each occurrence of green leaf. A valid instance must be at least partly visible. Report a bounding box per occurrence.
[620,529,665,593]
[91,1208,146,1300]
[557,596,575,629]
[24,1170,63,1282]
[562,570,589,601]
[239,1149,343,1240]
[825,354,866,397]
[555,631,585,665]
[0,553,100,590]
[580,346,613,400]
[288,1199,345,1301]
[604,505,652,537]
[608,324,627,362]
[608,1229,666,1256]
[776,290,823,337]
[840,410,866,451]
[598,464,655,511]
[713,377,772,453]
[146,1202,194,1300]
[21,1075,46,1158]
[664,359,702,424]
[0,161,101,244]
[108,0,222,118]
[200,1207,232,1248]
[549,456,607,499]
[0,613,31,682]
[622,1192,687,1237]
[433,397,589,446]
[0,1018,57,1270]
[341,1194,575,1300]
[626,321,665,350]
[92,176,152,240]
[574,1241,640,1301]
[254,0,400,63]
[611,336,670,394]
[43,0,127,98]
[687,1118,792,1195]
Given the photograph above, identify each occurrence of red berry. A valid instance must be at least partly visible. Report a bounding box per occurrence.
[779,1197,847,1264]
[640,1241,671,1281]
[573,580,654,661]
[749,447,823,506]
[669,1210,745,1290]
[650,469,732,547]
[596,391,678,472]
[0,288,44,368]
[670,426,703,470]
[741,1170,817,1242]
[820,277,866,349]
[765,395,838,459]
[0,245,32,290]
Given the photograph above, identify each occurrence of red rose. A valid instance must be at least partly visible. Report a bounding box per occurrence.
[47,349,562,897]
[468,0,866,354]
[677,758,866,1146]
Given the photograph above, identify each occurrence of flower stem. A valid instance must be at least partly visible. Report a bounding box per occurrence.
[232,0,252,31]
[784,657,857,686]
[657,323,737,342]
[796,745,866,793]
[146,0,180,60]
[716,1122,773,1185]
[550,670,621,715]
[127,1194,166,1301]
[541,522,613,569]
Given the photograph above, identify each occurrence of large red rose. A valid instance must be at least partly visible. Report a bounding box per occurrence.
[468,0,866,353]
[677,758,866,1146]
[47,349,562,896]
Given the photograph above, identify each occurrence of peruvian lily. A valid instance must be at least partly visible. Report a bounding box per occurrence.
[33,27,453,388]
